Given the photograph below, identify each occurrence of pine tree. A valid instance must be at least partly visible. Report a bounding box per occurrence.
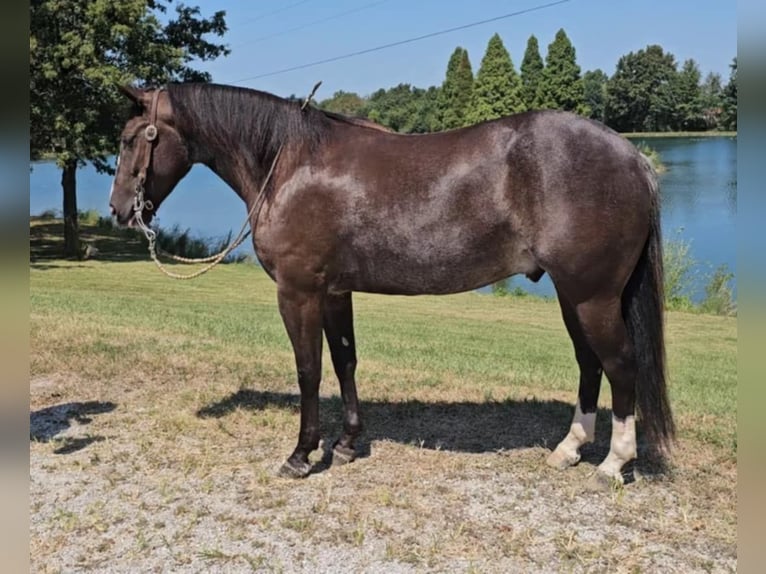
[520,35,544,109]
[466,34,524,124]
[538,29,586,114]
[582,69,608,122]
[720,57,737,131]
[673,59,704,130]
[700,72,723,129]
[437,47,474,130]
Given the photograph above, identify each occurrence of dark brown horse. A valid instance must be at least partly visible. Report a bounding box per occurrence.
[110,83,674,485]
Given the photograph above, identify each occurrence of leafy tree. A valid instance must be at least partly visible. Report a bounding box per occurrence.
[436,47,474,130]
[318,90,366,117]
[409,86,442,134]
[604,45,678,132]
[538,29,586,114]
[720,57,737,131]
[30,0,228,257]
[700,72,723,129]
[466,33,524,124]
[362,83,440,133]
[520,35,544,109]
[673,58,705,130]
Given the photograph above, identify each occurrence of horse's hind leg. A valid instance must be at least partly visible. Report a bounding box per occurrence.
[323,292,362,465]
[547,293,603,469]
[276,285,324,479]
[573,297,638,486]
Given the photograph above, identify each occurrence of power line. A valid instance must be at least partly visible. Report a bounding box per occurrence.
[237,0,315,27]
[233,0,392,50]
[231,0,572,85]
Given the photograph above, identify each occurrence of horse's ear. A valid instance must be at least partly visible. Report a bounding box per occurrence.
[118,84,147,108]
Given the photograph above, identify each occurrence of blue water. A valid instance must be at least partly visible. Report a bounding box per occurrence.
[30,137,736,300]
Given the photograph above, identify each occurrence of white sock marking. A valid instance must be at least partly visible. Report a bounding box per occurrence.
[597,414,637,480]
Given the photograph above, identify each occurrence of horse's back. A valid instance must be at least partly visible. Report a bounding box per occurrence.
[259,111,655,297]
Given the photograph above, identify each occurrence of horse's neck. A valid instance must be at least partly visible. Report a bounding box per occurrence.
[195,140,276,207]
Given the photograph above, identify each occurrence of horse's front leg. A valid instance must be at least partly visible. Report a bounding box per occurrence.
[323,292,362,465]
[276,284,324,478]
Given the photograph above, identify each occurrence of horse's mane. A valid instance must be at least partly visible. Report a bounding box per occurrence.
[166,83,391,166]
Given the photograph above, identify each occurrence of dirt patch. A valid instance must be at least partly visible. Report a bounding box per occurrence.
[30,375,736,573]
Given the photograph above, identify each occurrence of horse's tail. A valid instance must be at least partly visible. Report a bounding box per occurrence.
[623,167,675,454]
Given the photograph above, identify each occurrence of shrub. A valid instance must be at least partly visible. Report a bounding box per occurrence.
[700,265,736,316]
[78,209,102,226]
[663,231,696,311]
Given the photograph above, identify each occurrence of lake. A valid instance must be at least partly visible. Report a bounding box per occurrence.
[30,136,736,300]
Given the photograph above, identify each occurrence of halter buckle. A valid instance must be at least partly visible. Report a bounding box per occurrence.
[145,124,158,142]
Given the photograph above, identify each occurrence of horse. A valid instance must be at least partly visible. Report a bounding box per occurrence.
[109,83,674,485]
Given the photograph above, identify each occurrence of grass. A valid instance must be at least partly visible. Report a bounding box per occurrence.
[30,220,737,572]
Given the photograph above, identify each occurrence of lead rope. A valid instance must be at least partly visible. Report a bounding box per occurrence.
[134,81,322,280]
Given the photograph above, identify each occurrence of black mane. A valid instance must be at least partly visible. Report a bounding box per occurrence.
[166,83,332,167]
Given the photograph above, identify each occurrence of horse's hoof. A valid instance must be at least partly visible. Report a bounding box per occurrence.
[546,448,581,470]
[331,444,356,466]
[277,459,311,479]
[584,470,623,492]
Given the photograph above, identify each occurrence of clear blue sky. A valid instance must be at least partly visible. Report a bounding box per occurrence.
[194,0,736,98]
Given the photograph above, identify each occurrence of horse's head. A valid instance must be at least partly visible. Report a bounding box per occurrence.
[109,86,191,227]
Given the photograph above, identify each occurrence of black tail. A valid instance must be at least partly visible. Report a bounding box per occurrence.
[623,172,675,453]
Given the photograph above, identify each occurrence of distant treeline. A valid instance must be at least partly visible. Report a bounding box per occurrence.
[316,30,737,134]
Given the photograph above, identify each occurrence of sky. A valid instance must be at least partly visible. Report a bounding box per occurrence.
[191,0,737,99]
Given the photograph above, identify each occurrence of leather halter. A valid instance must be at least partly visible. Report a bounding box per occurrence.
[136,87,163,191]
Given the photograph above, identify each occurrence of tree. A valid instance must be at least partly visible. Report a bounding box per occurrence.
[361,84,441,134]
[700,72,724,129]
[604,45,678,132]
[538,29,586,114]
[673,58,705,130]
[30,0,228,258]
[720,57,737,131]
[582,69,608,122]
[520,35,544,110]
[466,34,524,124]
[436,47,474,130]
[318,90,366,117]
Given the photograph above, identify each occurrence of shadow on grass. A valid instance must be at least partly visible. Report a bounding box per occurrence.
[197,390,668,478]
[30,401,117,454]
[30,219,148,265]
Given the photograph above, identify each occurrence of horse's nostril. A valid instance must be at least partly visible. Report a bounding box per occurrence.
[109,204,116,215]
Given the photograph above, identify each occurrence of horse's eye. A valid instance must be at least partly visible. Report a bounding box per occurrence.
[121,135,135,149]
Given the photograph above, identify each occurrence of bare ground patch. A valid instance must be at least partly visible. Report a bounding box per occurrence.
[30,372,736,573]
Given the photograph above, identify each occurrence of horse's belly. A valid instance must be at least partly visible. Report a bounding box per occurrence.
[335,229,538,296]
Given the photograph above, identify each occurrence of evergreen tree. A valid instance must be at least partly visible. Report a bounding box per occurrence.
[721,57,737,131]
[436,47,474,130]
[538,29,586,114]
[520,35,544,109]
[30,0,228,257]
[673,58,705,130]
[466,34,524,124]
[700,72,723,129]
[582,69,608,122]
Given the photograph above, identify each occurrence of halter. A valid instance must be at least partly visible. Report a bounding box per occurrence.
[132,87,163,230]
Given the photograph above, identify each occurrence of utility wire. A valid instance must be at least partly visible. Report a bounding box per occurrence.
[231,0,572,84]
[233,0,392,49]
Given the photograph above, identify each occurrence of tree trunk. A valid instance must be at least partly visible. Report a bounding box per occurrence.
[62,160,80,259]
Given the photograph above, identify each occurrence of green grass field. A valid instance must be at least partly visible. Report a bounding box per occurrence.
[30,219,737,571]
